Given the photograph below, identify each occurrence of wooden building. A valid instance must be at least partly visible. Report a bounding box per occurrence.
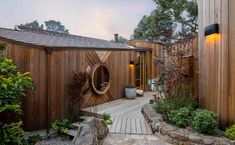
[198,0,235,127]
[0,26,145,131]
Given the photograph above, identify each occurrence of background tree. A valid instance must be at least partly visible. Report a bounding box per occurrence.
[20,20,44,29]
[132,0,198,43]
[20,20,69,34]
[133,10,174,43]
[45,20,69,34]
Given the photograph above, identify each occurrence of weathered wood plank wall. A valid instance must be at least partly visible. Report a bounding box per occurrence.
[2,42,134,131]
[198,0,235,127]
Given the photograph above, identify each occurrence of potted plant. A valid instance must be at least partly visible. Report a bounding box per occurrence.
[125,86,137,99]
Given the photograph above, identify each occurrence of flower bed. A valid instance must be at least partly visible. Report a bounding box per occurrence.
[142,104,235,145]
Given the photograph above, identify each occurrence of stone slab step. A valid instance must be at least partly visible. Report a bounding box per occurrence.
[67,129,77,137]
[72,122,82,128]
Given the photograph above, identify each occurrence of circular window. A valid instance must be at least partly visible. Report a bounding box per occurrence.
[90,63,111,95]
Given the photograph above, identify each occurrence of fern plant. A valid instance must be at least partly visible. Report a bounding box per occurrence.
[51,118,72,134]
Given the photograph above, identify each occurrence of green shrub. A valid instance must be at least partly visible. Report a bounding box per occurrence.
[0,121,26,145]
[168,107,190,127]
[192,109,218,134]
[191,108,204,117]
[0,42,34,145]
[0,56,34,107]
[68,72,90,121]
[224,124,235,140]
[153,100,172,114]
[51,118,71,134]
[167,95,197,111]
[103,112,111,121]
[103,112,113,125]
[105,119,113,125]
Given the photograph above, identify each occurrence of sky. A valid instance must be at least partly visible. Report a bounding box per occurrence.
[0,0,155,40]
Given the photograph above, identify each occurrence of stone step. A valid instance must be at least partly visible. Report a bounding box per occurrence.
[72,122,81,128]
[67,129,77,137]
[71,116,95,129]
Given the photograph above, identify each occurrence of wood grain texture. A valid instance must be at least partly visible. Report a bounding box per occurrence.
[198,0,235,127]
[1,42,135,131]
[82,92,154,134]
[127,40,198,92]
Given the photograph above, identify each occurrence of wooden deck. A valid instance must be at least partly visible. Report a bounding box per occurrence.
[82,92,154,135]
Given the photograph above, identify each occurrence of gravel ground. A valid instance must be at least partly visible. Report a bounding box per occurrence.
[38,136,72,145]
[103,133,171,145]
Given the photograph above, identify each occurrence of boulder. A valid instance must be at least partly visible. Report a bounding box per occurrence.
[72,117,109,145]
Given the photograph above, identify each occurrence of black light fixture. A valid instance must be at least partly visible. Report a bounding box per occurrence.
[129,60,134,65]
[204,23,219,37]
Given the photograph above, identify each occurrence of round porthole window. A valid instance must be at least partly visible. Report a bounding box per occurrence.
[90,63,111,95]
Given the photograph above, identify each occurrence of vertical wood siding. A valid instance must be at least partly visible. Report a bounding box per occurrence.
[2,42,134,131]
[198,0,235,127]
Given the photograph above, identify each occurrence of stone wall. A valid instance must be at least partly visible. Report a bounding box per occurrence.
[141,104,235,145]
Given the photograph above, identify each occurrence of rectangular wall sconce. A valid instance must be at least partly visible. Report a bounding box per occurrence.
[129,60,135,68]
[129,60,134,65]
[204,23,219,37]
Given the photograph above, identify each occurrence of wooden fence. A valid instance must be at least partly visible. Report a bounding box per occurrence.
[1,41,135,131]
[128,38,198,92]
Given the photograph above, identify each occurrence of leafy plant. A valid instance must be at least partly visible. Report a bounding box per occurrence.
[68,72,90,121]
[103,112,113,125]
[0,42,6,52]
[0,56,34,107]
[224,124,235,140]
[132,0,198,43]
[154,38,198,111]
[0,42,34,145]
[0,121,26,145]
[0,104,21,113]
[153,100,172,114]
[192,109,218,134]
[191,108,204,117]
[103,112,111,120]
[51,118,72,134]
[168,93,196,111]
[168,107,190,127]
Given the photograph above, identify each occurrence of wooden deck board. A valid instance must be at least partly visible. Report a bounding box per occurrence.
[82,92,154,134]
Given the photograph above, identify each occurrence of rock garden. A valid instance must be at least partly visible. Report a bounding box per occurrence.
[145,42,235,145]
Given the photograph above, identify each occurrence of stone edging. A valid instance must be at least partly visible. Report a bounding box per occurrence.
[141,104,235,145]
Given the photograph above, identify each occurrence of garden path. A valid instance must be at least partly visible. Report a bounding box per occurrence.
[83,92,171,145]
[82,92,155,134]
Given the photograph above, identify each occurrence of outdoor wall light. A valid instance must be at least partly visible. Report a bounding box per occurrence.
[129,60,135,68]
[204,23,219,37]
[129,60,134,65]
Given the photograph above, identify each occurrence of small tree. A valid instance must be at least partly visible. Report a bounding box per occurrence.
[155,39,197,111]
[68,72,90,121]
[0,42,34,144]
[20,20,69,34]
[45,20,69,34]
[20,20,44,29]
[132,0,198,43]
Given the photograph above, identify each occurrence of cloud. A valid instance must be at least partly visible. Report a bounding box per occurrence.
[0,0,155,40]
